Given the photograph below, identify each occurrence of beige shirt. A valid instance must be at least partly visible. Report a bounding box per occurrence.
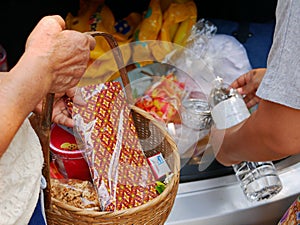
[0,118,43,225]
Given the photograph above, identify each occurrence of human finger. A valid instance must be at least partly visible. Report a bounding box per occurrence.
[243,92,256,103]
[86,33,96,50]
[245,96,261,109]
[25,15,65,50]
[37,15,65,33]
[230,71,252,90]
[65,88,76,99]
[52,109,74,127]
[238,80,257,95]
[52,98,74,127]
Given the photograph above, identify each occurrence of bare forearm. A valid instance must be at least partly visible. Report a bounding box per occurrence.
[216,100,296,166]
[0,51,52,156]
[0,15,95,157]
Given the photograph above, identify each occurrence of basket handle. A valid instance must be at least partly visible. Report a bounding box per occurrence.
[86,31,133,103]
[40,32,132,211]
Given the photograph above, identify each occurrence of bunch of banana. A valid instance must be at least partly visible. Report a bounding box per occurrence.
[65,0,198,78]
[149,0,197,62]
[159,0,197,46]
[130,0,197,67]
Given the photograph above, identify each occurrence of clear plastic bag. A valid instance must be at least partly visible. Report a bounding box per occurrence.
[71,81,161,211]
[164,18,252,96]
[125,63,211,164]
[51,178,100,210]
[134,72,186,124]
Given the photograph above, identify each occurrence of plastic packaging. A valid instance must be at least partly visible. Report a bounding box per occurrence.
[51,178,100,210]
[134,72,185,123]
[233,161,282,201]
[72,81,160,211]
[125,63,211,159]
[209,77,250,129]
[180,95,211,131]
[164,19,252,96]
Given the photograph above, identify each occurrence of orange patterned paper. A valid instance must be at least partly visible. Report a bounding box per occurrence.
[73,81,158,211]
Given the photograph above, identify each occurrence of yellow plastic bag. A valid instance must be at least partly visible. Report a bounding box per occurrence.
[136,0,163,41]
[66,1,132,82]
[160,0,197,45]
[151,0,197,61]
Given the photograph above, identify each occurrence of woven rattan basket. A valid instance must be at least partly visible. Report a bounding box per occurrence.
[36,32,180,225]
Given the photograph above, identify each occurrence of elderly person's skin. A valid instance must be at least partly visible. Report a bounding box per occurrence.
[0,15,96,157]
[211,68,299,166]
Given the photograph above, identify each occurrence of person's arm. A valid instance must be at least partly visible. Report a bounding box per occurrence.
[215,99,300,166]
[0,52,52,157]
[0,15,95,157]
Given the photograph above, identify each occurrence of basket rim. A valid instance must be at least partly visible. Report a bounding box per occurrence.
[50,171,179,216]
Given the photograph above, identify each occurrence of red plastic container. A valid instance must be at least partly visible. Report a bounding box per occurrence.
[50,124,91,181]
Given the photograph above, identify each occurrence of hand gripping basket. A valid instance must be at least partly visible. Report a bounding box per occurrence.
[35,31,180,225]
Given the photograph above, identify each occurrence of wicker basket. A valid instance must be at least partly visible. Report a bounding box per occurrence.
[36,32,180,225]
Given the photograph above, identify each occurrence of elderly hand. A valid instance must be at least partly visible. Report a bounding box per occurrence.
[230,68,266,108]
[34,88,76,127]
[25,15,96,93]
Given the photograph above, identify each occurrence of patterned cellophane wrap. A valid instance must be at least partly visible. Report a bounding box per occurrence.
[72,81,158,212]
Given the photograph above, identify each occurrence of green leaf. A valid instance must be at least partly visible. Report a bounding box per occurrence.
[155,181,166,194]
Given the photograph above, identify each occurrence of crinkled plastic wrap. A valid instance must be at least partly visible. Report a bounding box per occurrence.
[164,18,251,96]
[134,72,186,124]
[51,178,100,210]
[154,18,252,162]
[185,18,218,58]
[163,20,216,96]
[71,81,159,212]
[125,63,211,163]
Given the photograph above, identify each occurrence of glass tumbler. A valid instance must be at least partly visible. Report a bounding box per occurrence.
[180,98,212,130]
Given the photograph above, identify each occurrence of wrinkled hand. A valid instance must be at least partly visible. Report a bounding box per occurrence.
[34,88,76,128]
[25,15,96,93]
[230,68,266,108]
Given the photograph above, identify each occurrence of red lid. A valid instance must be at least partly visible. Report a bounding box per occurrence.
[50,124,83,156]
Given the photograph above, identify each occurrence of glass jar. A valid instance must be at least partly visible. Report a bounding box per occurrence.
[181,98,212,130]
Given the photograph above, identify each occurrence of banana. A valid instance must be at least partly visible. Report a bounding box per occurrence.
[172,1,197,46]
[159,1,197,43]
[169,23,180,41]
[151,0,197,61]
[173,17,196,46]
